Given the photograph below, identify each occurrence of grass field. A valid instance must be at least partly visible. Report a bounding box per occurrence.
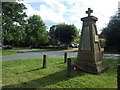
[2,58,118,88]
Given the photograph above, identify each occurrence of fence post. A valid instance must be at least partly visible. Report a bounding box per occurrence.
[64,52,67,63]
[118,64,120,89]
[43,54,46,68]
[67,58,72,77]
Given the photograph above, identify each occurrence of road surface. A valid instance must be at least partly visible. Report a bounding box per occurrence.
[1,48,120,61]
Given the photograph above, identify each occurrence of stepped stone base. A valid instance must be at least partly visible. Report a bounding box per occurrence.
[78,60,108,74]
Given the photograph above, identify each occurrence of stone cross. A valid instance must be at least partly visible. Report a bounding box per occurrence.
[86,8,93,17]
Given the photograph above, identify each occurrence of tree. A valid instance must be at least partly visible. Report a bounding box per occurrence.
[25,15,48,47]
[51,23,78,47]
[99,27,108,38]
[101,14,120,51]
[49,25,58,45]
[2,2,27,46]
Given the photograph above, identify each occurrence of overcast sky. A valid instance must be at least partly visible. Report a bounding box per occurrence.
[19,0,119,33]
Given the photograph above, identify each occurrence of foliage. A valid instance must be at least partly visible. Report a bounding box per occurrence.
[25,15,48,47]
[49,23,78,47]
[100,14,120,51]
[49,25,58,45]
[99,27,108,38]
[106,15,120,47]
[2,2,27,46]
[99,38,106,48]
[2,58,117,88]
[2,3,48,47]
[55,24,78,46]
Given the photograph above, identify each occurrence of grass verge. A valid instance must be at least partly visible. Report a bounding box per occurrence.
[1,48,78,56]
[2,58,117,88]
[1,49,24,55]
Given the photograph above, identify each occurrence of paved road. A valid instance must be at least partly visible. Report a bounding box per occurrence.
[1,48,120,61]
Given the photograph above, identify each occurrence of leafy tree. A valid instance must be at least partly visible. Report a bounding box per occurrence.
[52,23,78,47]
[101,14,120,51]
[99,27,108,38]
[49,25,58,45]
[2,2,27,46]
[25,15,48,47]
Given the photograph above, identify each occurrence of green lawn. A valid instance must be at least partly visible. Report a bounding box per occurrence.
[1,49,24,55]
[2,58,117,88]
[0,48,54,56]
[1,48,48,56]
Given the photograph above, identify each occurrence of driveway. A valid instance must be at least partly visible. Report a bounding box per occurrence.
[1,48,120,61]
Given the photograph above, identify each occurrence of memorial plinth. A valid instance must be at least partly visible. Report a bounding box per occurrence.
[77,8,108,74]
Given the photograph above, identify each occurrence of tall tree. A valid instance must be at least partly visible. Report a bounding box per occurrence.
[25,15,48,47]
[2,2,27,46]
[49,25,58,45]
[106,15,120,51]
[53,23,78,47]
[101,14,120,51]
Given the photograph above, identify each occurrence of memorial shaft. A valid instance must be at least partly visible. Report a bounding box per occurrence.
[77,8,108,74]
